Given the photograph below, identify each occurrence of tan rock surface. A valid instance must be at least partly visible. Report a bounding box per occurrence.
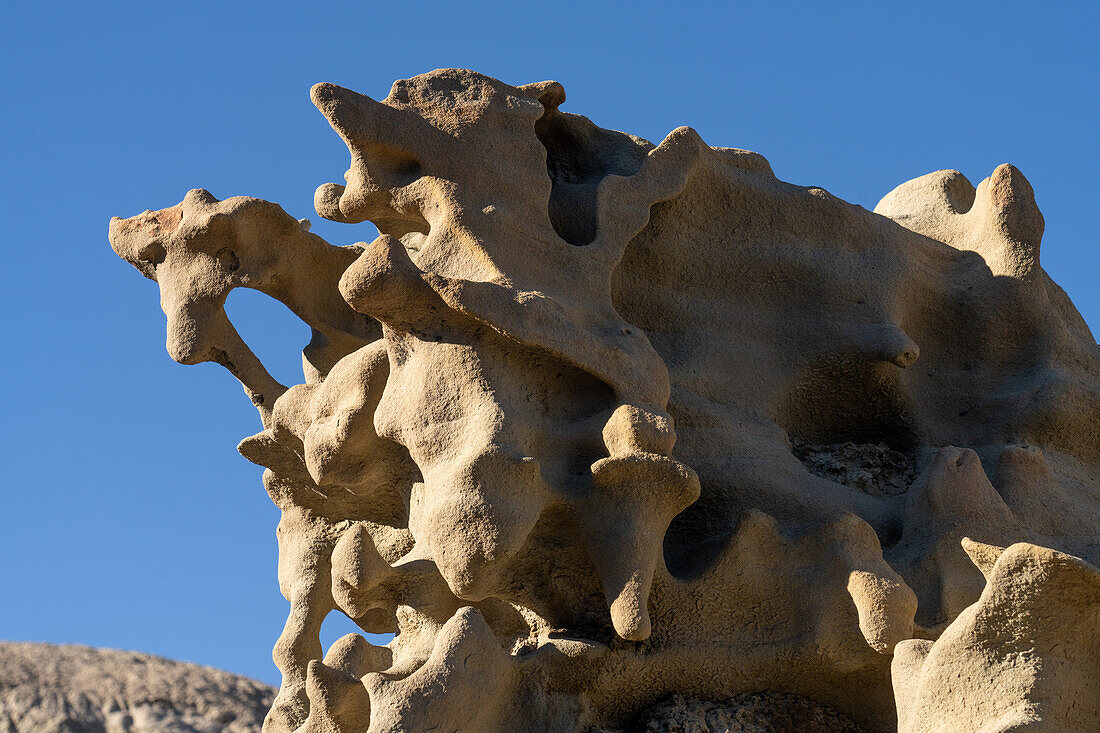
[892,540,1100,732]
[109,69,1099,731]
[0,642,274,732]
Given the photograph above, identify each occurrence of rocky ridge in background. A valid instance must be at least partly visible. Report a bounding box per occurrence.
[0,642,274,732]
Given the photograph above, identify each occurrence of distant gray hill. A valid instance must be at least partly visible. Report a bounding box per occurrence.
[0,642,274,732]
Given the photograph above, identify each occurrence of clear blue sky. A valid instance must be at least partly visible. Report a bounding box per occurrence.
[1,2,1096,686]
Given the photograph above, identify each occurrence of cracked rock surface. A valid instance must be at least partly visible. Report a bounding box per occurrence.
[595,693,863,733]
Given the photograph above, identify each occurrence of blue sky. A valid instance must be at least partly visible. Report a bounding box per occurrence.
[1,2,1096,685]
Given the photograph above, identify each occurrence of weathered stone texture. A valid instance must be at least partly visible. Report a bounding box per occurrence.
[110,69,1099,732]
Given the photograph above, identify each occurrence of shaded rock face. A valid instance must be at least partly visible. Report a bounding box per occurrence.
[0,643,274,732]
[108,69,1098,732]
[596,693,863,733]
[791,441,915,497]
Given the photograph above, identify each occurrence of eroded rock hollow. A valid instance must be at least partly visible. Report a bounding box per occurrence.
[109,69,1099,732]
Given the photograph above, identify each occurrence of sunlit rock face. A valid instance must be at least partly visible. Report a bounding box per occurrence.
[891,540,1100,733]
[110,69,1099,732]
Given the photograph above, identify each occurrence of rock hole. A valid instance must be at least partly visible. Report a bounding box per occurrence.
[319,612,394,659]
[534,107,649,245]
[223,289,313,389]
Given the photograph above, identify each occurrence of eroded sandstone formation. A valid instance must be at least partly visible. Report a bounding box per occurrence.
[892,540,1100,732]
[109,69,1099,732]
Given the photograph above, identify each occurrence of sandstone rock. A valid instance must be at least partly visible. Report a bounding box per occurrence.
[109,69,1099,731]
[892,541,1100,732]
[0,642,274,732]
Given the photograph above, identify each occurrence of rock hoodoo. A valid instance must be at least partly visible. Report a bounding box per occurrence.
[110,69,1099,732]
